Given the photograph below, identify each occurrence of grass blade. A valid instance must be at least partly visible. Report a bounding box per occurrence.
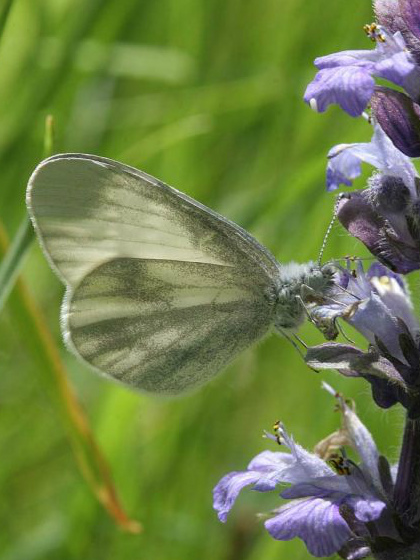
[0,0,14,40]
[0,222,142,533]
[0,215,33,312]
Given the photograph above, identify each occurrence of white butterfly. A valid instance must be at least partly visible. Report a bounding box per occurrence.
[26,154,335,394]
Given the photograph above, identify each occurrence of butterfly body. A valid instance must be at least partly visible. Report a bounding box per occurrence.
[274,262,336,330]
[27,154,335,394]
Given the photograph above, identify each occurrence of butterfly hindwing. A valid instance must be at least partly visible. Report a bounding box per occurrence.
[65,258,275,393]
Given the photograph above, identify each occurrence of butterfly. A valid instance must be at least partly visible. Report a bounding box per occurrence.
[26,154,335,394]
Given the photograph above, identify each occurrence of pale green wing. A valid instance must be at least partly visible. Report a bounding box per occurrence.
[27,153,280,286]
[65,258,275,393]
[27,153,281,392]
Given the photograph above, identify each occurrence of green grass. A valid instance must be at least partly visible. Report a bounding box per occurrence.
[0,1,407,559]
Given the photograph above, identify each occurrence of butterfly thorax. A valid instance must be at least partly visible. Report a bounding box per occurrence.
[274,262,336,331]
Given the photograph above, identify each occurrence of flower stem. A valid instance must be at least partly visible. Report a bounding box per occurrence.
[393,416,420,524]
[372,541,420,560]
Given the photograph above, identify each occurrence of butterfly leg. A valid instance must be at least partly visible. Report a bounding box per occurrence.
[335,319,355,344]
[295,293,319,328]
[277,328,319,373]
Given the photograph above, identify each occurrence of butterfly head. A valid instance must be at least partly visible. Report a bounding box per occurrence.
[274,261,337,331]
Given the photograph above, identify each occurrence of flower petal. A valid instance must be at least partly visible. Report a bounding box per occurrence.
[346,494,387,522]
[369,270,419,336]
[327,123,418,193]
[342,405,382,491]
[247,450,294,472]
[265,498,352,557]
[281,479,387,523]
[305,29,418,117]
[349,294,405,358]
[212,445,335,522]
[273,425,334,481]
[281,479,348,499]
[248,450,295,491]
[304,66,374,117]
[375,49,417,86]
[305,343,367,372]
[326,145,363,191]
[213,470,263,522]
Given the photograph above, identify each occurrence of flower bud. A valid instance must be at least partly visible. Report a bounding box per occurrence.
[371,86,420,157]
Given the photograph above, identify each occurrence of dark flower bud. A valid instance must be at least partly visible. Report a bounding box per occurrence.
[371,87,420,157]
[375,0,420,66]
[338,185,420,274]
[375,0,407,36]
[406,197,420,241]
[400,0,420,42]
[370,173,411,213]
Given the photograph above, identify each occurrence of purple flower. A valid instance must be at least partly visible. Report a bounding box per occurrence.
[307,261,420,416]
[213,387,395,558]
[304,2,420,158]
[304,27,419,117]
[324,123,420,273]
[326,122,417,192]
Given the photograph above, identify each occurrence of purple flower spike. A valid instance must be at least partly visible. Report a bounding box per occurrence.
[371,86,420,157]
[304,29,419,117]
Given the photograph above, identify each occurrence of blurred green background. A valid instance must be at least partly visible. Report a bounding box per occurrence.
[0,0,409,559]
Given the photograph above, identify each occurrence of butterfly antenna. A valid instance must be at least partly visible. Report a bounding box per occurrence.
[333,255,375,263]
[317,194,345,268]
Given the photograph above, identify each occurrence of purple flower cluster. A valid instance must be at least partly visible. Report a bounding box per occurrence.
[304,25,419,119]
[308,261,420,417]
[214,386,396,558]
[305,1,420,158]
[214,2,420,558]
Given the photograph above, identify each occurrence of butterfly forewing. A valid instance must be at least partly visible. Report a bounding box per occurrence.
[27,154,279,285]
[27,154,281,393]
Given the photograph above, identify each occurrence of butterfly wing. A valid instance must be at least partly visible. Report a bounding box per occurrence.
[27,154,280,393]
[67,258,275,393]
